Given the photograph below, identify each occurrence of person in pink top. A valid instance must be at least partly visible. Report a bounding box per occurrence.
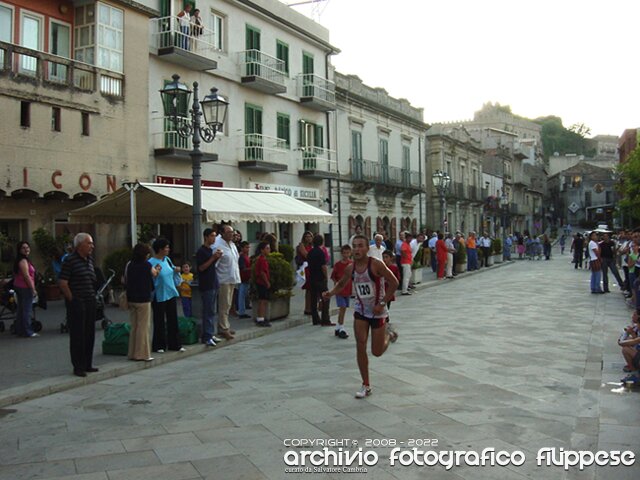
[13,241,38,337]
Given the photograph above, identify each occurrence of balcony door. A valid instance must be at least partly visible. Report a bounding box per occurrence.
[49,20,70,82]
[245,25,260,76]
[379,138,389,183]
[351,131,363,180]
[19,11,43,74]
[302,52,314,96]
[245,104,263,161]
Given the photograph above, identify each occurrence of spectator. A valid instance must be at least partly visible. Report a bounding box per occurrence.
[254,242,272,327]
[148,238,185,353]
[428,232,438,272]
[588,231,603,294]
[59,233,99,377]
[237,241,252,319]
[216,225,241,339]
[190,8,203,50]
[297,231,314,315]
[571,233,584,269]
[467,231,478,270]
[308,234,333,326]
[479,233,492,267]
[435,232,447,280]
[177,262,193,317]
[330,245,353,339]
[176,3,191,50]
[400,232,413,295]
[619,311,640,381]
[382,250,400,311]
[124,243,157,362]
[13,241,38,338]
[600,233,624,293]
[368,234,385,261]
[196,228,223,347]
[445,233,456,279]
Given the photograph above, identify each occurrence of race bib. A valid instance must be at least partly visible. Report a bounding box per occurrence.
[355,281,375,299]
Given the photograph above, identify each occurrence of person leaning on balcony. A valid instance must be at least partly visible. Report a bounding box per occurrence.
[177,3,191,50]
[190,9,203,50]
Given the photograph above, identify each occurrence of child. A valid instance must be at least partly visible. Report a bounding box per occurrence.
[330,245,353,339]
[237,241,251,319]
[382,250,400,312]
[254,242,272,327]
[178,262,193,317]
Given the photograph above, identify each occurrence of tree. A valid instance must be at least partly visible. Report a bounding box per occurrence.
[534,116,591,160]
[568,122,592,138]
[616,147,640,226]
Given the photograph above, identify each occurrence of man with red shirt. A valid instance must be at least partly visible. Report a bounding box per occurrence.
[400,232,413,295]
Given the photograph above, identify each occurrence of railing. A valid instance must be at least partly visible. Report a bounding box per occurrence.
[300,146,337,171]
[149,16,222,57]
[241,133,289,162]
[152,116,191,150]
[296,73,336,103]
[0,41,123,97]
[238,50,286,85]
[351,158,420,188]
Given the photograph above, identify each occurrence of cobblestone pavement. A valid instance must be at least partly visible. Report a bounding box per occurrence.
[0,250,638,479]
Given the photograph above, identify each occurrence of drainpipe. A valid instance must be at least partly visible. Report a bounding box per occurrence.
[325,50,335,264]
[418,134,423,230]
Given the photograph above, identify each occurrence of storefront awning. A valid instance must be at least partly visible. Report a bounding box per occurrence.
[68,183,333,224]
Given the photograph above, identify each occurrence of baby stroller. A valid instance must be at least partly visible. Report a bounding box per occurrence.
[59,268,115,333]
[0,278,43,334]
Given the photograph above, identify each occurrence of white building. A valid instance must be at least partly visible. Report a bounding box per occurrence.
[332,72,427,246]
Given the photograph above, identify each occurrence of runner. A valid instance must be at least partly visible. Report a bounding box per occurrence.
[323,235,399,399]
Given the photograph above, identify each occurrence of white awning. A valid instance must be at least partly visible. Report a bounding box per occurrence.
[68,182,333,224]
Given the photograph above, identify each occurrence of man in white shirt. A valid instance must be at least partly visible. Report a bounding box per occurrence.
[589,231,604,294]
[176,4,191,50]
[368,234,385,261]
[215,225,241,338]
[479,233,492,268]
[428,232,438,272]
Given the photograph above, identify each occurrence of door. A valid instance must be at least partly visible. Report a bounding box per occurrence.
[379,138,389,183]
[245,25,260,76]
[351,131,363,180]
[302,52,314,96]
[49,20,70,82]
[20,12,43,74]
[245,104,263,161]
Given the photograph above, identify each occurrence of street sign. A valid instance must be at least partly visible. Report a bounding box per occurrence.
[568,202,579,213]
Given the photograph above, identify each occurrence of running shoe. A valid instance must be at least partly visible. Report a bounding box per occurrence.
[355,385,372,399]
[387,324,398,343]
[338,330,349,339]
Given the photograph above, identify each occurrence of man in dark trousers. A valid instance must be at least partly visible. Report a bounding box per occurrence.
[59,233,99,378]
[307,234,334,326]
[196,228,223,346]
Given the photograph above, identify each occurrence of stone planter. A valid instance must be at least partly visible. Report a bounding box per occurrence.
[253,295,291,322]
[487,255,495,266]
[493,254,503,264]
[455,263,467,274]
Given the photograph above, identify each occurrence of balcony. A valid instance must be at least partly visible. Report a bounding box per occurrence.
[298,147,339,180]
[151,117,218,162]
[149,16,218,71]
[296,74,336,111]
[238,50,287,95]
[0,41,124,97]
[350,159,422,194]
[238,134,288,172]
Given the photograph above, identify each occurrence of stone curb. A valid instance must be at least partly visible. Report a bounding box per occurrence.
[0,261,515,408]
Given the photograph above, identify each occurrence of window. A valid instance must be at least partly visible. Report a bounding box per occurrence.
[20,11,43,74]
[81,112,90,136]
[0,4,12,67]
[379,138,389,182]
[74,4,95,65]
[276,40,289,74]
[244,103,263,160]
[276,113,290,149]
[97,3,123,72]
[20,101,30,128]
[402,145,411,186]
[210,11,224,51]
[51,107,61,132]
[351,131,362,160]
[49,20,71,82]
[299,120,323,149]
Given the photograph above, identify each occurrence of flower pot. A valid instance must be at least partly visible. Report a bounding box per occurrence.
[493,254,503,264]
[487,255,495,266]
[253,295,291,322]
[44,284,62,301]
[455,263,467,274]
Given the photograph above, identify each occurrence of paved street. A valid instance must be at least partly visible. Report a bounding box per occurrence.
[0,249,638,480]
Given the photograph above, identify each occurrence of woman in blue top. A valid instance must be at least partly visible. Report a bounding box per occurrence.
[148,238,185,353]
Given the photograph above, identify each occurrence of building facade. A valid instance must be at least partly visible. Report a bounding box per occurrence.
[332,72,427,246]
[0,0,155,268]
[144,0,338,254]
[425,124,484,234]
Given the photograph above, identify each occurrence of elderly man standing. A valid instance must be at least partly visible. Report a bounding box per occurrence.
[368,234,385,261]
[59,233,98,378]
[216,225,240,339]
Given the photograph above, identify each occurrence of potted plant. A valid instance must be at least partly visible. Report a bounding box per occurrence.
[486,239,495,266]
[251,251,294,321]
[492,238,503,264]
[455,241,467,273]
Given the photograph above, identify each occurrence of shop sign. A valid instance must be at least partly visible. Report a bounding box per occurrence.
[250,182,319,201]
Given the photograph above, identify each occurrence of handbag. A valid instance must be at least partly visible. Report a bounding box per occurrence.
[118,290,129,310]
[166,257,183,288]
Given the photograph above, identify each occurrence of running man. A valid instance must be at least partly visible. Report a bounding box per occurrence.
[323,235,399,398]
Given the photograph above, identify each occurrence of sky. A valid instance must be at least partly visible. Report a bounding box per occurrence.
[288,0,639,137]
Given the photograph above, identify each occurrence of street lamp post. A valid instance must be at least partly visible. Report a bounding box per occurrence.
[160,74,229,255]
[432,169,451,231]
